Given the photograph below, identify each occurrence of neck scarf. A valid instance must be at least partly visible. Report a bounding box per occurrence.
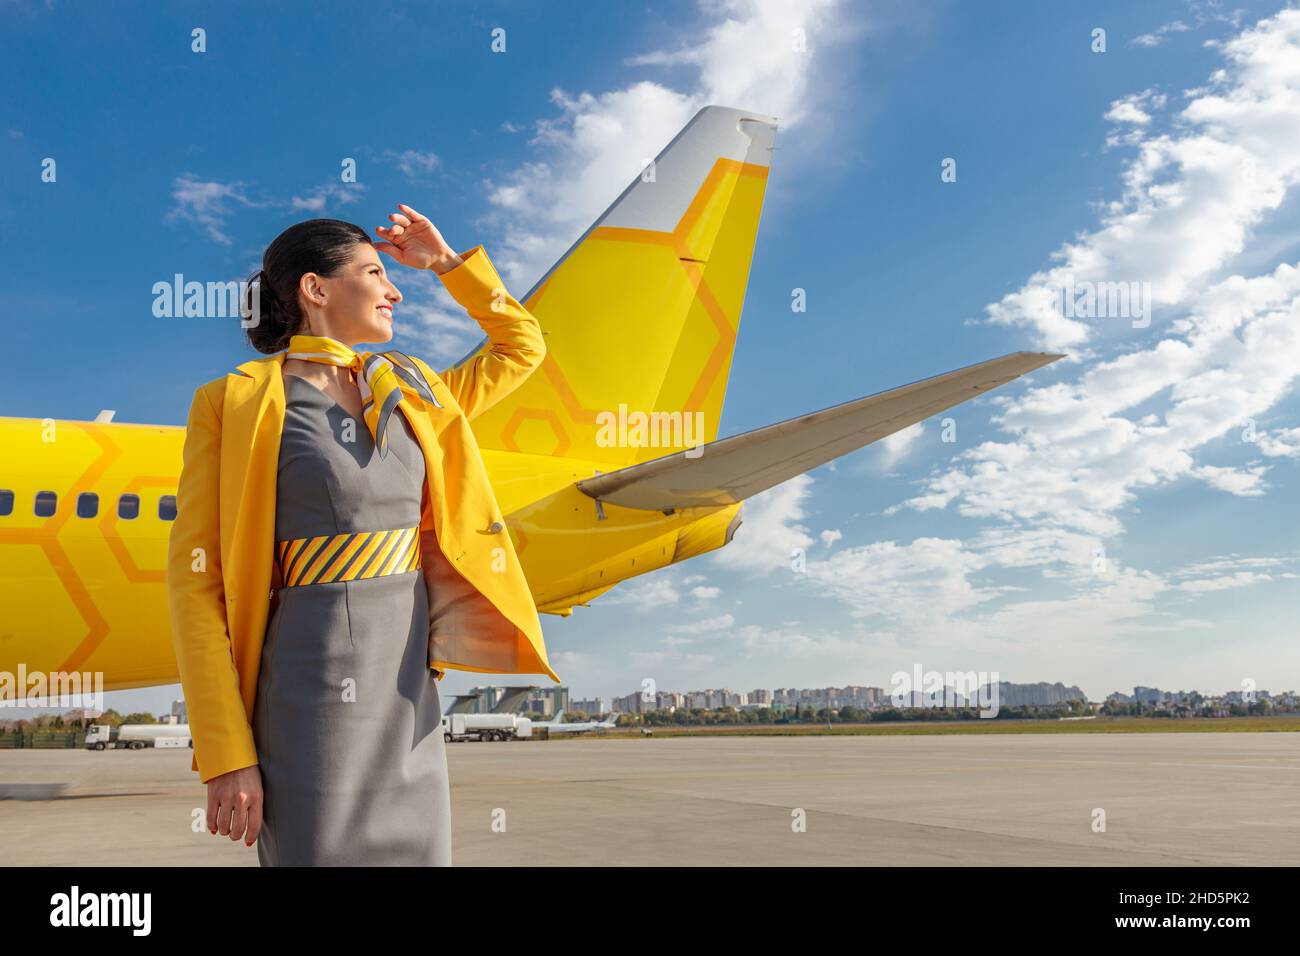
[284,334,439,457]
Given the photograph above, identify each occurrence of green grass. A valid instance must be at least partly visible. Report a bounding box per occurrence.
[574,716,1300,738]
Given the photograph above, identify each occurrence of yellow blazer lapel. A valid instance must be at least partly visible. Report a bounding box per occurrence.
[384,354,450,543]
[219,354,285,702]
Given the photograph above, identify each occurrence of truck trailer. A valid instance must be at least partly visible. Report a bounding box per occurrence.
[85,724,192,751]
[441,713,533,742]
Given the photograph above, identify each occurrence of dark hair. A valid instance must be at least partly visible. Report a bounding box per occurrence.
[242,218,372,354]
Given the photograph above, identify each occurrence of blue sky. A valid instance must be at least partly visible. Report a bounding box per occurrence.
[3,0,1299,715]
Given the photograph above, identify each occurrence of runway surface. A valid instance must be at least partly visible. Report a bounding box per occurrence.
[1,732,1295,865]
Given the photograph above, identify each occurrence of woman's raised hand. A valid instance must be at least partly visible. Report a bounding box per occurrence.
[374,203,464,275]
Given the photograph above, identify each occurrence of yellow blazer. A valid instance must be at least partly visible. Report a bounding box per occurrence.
[167,245,561,783]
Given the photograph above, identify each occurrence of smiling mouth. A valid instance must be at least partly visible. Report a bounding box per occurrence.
[376,306,393,319]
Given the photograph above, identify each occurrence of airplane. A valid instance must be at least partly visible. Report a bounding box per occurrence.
[443,694,481,716]
[443,685,539,715]
[0,105,1062,693]
[487,686,539,715]
[532,710,621,735]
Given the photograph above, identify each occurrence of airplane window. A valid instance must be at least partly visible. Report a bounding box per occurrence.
[118,493,140,519]
[158,495,177,521]
[35,491,57,517]
[0,490,12,516]
[76,492,99,518]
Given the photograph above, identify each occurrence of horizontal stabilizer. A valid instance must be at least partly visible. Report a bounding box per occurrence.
[575,351,1063,511]
[445,694,481,715]
[491,686,538,714]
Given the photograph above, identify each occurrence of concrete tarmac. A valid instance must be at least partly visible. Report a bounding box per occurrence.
[1,732,1295,866]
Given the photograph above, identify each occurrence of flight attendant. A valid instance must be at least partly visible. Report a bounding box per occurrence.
[167,206,558,866]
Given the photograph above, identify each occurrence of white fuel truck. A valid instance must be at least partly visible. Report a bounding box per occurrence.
[85,724,192,750]
[441,713,533,742]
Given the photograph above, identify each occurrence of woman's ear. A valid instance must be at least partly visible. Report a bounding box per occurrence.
[300,272,326,308]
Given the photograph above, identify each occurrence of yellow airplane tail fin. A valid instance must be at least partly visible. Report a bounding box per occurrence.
[461,105,778,468]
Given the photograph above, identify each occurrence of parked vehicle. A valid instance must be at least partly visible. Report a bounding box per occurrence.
[441,713,533,742]
[85,723,192,751]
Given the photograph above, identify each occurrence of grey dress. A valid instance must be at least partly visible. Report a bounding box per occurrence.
[251,374,452,866]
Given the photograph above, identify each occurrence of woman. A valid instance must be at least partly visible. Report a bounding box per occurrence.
[167,206,561,866]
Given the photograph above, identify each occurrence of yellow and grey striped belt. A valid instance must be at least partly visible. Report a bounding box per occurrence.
[277,526,421,588]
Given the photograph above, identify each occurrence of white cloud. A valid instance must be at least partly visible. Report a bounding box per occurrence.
[383,148,440,178]
[892,15,1300,546]
[805,537,995,630]
[901,260,1300,537]
[875,421,925,470]
[1190,462,1269,496]
[988,10,1300,351]
[602,573,683,612]
[630,647,716,669]
[1132,19,1191,48]
[711,474,815,574]
[290,182,366,213]
[1105,89,1166,125]
[730,622,877,660]
[1173,571,1273,592]
[624,0,845,129]
[1173,554,1288,576]
[1256,424,1300,456]
[1132,2,1248,49]
[167,176,364,243]
[476,0,859,291]
[762,520,1295,651]
[166,174,265,245]
[669,613,736,634]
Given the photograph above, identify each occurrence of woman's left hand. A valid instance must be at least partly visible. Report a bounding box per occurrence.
[374,203,464,274]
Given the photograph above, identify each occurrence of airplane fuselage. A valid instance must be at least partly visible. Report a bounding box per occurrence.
[0,415,740,692]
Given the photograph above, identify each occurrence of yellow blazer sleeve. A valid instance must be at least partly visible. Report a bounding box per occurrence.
[433,245,546,420]
[167,383,259,783]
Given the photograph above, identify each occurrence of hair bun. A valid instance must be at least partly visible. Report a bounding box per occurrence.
[243,267,291,354]
[244,269,281,318]
[256,269,279,303]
